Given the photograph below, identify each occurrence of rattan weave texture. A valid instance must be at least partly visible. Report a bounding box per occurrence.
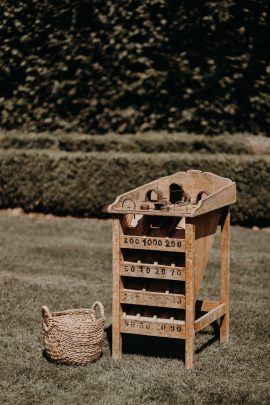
[42,301,105,365]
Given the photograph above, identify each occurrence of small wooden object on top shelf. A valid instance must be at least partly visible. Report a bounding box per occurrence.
[108,170,236,369]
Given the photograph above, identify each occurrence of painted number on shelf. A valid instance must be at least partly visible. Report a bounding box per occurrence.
[124,264,182,277]
[123,237,182,248]
[123,320,182,333]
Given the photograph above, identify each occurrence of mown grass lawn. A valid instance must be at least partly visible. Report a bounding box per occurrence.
[0,215,269,405]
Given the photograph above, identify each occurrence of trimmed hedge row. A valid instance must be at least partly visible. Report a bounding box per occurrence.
[0,1,270,134]
[1,132,270,155]
[0,149,269,226]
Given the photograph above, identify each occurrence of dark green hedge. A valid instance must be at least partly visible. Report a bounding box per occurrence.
[0,149,269,226]
[1,132,270,155]
[0,1,270,134]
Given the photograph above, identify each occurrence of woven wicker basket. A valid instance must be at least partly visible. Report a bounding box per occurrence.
[42,301,105,365]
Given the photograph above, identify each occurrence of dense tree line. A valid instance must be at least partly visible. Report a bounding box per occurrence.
[0,1,269,134]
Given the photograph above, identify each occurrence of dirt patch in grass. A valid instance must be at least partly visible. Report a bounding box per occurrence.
[0,216,269,405]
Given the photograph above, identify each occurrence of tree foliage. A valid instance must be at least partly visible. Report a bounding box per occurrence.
[0,1,270,134]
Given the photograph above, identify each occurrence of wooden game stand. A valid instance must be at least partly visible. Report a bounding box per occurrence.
[108,170,236,368]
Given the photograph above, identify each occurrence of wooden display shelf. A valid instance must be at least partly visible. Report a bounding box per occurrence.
[120,288,185,309]
[121,313,185,339]
[120,235,185,252]
[108,170,236,369]
[120,261,185,281]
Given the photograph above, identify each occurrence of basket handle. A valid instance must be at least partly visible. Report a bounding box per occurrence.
[91,301,105,319]
[42,305,52,332]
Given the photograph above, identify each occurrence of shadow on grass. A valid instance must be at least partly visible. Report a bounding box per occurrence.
[105,321,219,362]
[42,349,52,362]
[42,349,104,366]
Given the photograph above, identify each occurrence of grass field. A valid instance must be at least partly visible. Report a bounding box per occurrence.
[0,214,269,405]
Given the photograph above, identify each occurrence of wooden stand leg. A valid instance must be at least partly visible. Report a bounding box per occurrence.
[220,207,230,343]
[112,216,122,359]
[185,219,195,369]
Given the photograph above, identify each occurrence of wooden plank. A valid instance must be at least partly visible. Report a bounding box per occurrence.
[195,299,220,312]
[112,216,123,359]
[121,316,185,339]
[109,208,193,217]
[194,209,221,298]
[191,182,236,217]
[195,304,225,332]
[220,207,230,343]
[120,289,185,309]
[120,262,185,281]
[185,218,195,369]
[120,235,185,252]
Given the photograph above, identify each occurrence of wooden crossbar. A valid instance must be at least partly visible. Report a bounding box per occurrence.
[195,299,220,312]
[195,304,225,333]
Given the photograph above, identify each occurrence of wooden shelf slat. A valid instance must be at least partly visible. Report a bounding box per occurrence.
[120,288,185,309]
[120,262,185,280]
[110,208,193,217]
[121,315,185,339]
[120,235,185,252]
[195,303,225,332]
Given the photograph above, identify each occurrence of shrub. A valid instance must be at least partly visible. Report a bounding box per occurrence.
[1,131,270,155]
[0,149,269,226]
